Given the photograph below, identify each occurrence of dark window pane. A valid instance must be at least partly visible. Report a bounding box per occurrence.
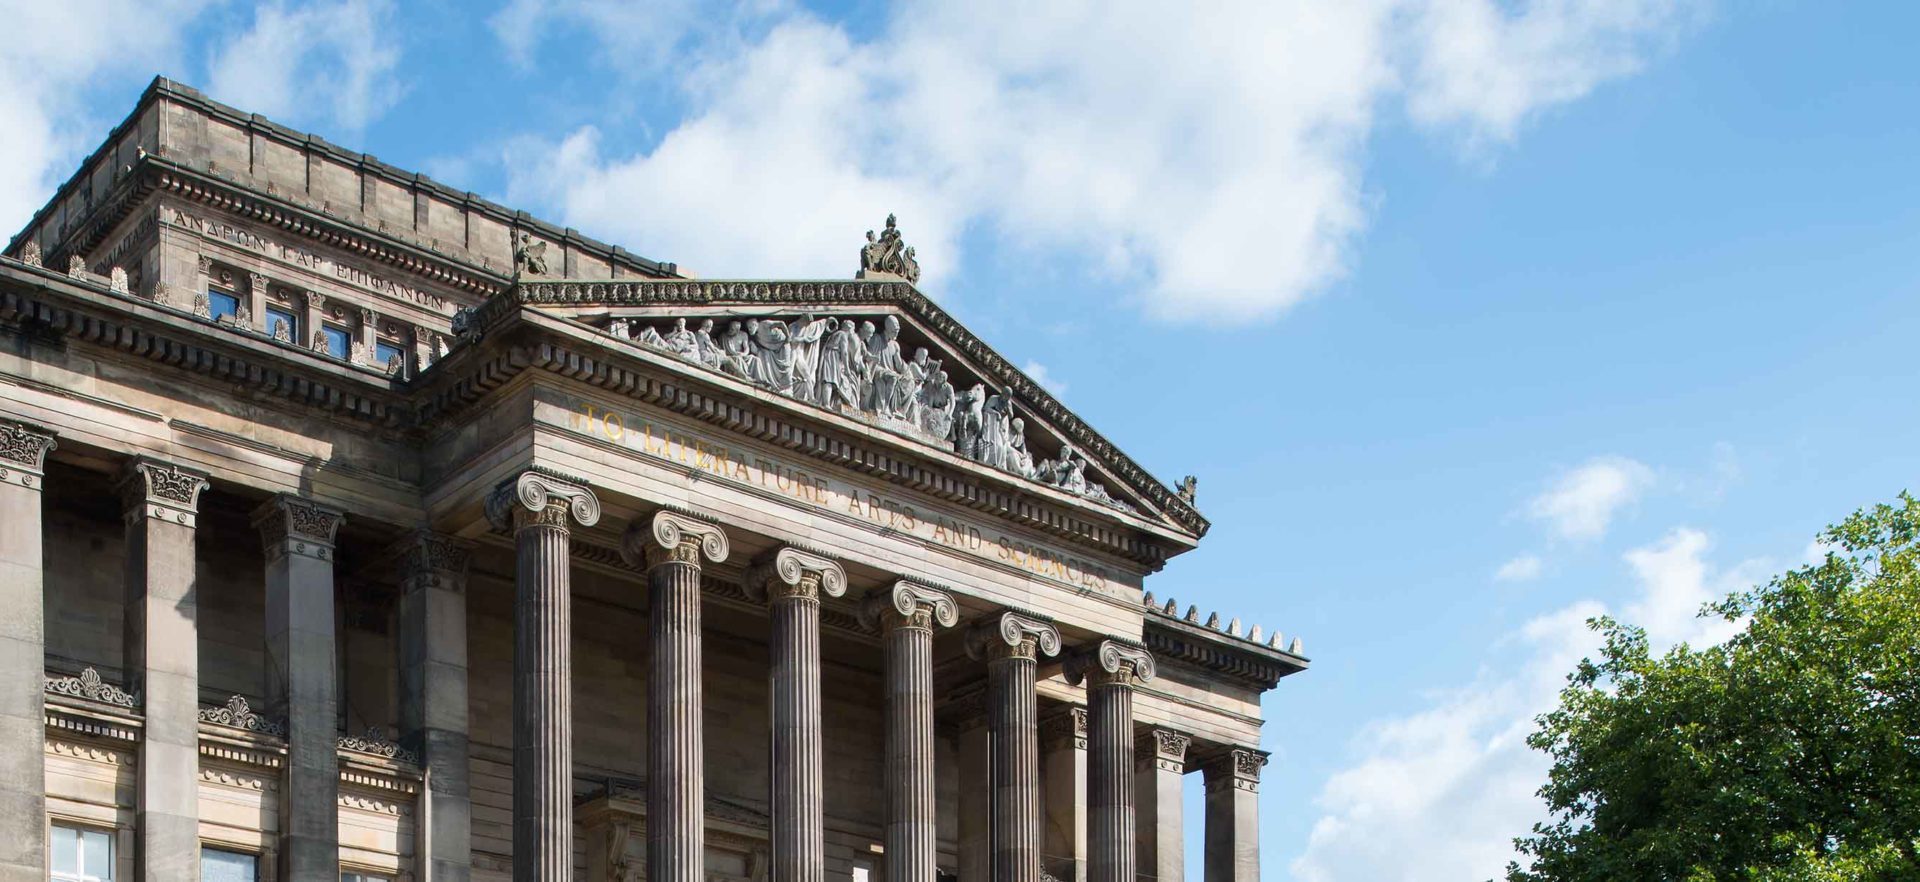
[375,342,404,368]
[322,326,351,359]
[207,291,240,322]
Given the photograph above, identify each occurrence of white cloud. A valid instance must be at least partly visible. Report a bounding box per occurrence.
[1021,360,1066,396]
[0,0,216,231]
[1495,554,1544,582]
[495,0,1702,322]
[1526,455,1655,541]
[1295,527,1760,882]
[205,0,403,133]
[488,0,781,73]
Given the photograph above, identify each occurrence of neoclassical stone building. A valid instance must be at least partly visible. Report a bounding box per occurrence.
[0,78,1305,882]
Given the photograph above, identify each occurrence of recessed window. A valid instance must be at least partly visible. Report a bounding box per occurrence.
[341,873,390,882]
[206,290,240,322]
[265,307,298,341]
[321,325,352,359]
[374,341,405,369]
[50,824,112,882]
[201,847,257,882]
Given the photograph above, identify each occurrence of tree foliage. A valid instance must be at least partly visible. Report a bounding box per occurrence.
[1507,495,1920,881]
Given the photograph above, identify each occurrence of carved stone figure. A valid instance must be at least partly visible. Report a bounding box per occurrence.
[919,368,955,440]
[513,231,549,278]
[608,318,633,340]
[1177,475,1197,505]
[953,383,987,460]
[751,319,794,393]
[865,316,909,417]
[857,214,921,283]
[1007,417,1036,479]
[787,315,832,404]
[819,318,861,409]
[693,319,724,369]
[662,318,696,357]
[718,320,756,380]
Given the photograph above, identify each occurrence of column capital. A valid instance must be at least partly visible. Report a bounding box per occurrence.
[1066,640,1155,689]
[119,456,210,527]
[1201,747,1267,793]
[0,418,56,489]
[743,545,845,603]
[1039,706,1088,752]
[861,580,958,633]
[485,469,601,533]
[1139,728,1191,772]
[966,610,1062,662]
[621,508,729,570]
[253,494,345,562]
[391,530,470,592]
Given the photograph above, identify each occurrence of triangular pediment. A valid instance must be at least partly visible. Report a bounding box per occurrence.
[502,277,1207,539]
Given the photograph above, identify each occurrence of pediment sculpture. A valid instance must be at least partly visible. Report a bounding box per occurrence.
[608,312,1132,512]
[858,214,921,283]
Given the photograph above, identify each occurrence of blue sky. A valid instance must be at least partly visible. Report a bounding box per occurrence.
[6,1,1919,879]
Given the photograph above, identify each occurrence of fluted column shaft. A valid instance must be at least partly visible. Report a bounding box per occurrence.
[0,420,55,878]
[750,548,846,882]
[489,472,601,882]
[864,583,957,882]
[125,457,210,881]
[969,612,1060,882]
[256,493,347,882]
[1069,642,1155,882]
[628,511,730,882]
[398,532,474,882]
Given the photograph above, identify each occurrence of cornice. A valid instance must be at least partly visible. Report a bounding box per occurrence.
[1141,614,1308,692]
[493,278,1210,539]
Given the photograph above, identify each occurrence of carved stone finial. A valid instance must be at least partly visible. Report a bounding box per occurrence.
[486,470,601,533]
[254,494,346,563]
[45,666,138,708]
[199,694,285,737]
[0,419,57,489]
[1064,639,1155,688]
[119,457,210,527]
[1268,632,1284,649]
[620,508,729,569]
[860,580,959,633]
[1142,590,1155,608]
[857,213,920,283]
[193,291,212,318]
[1288,637,1304,655]
[1184,605,1199,623]
[19,241,41,267]
[966,610,1062,662]
[1177,475,1197,505]
[1163,598,1178,616]
[109,267,129,294]
[1227,617,1241,637]
[67,255,86,277]
[1204,611,1220,629]
[1247,625,1263,643]
[744,546,845,603]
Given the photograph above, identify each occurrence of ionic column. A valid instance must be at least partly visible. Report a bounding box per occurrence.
[486,472,601,882]
[1039,707,1088,882]
[255,493,347,881]
[967,612,1061,882]
[861,582,958,882]
[746,547,847,882]
[1066,642,1155,882]
[396,531,474,882]
[621,511,729,882]
[1136,729,1190,882]
[0,420,55,878]
[123,457,210,881]
[1201,749,1266,882]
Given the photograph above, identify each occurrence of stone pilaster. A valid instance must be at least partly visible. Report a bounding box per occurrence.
[1066,642,1155,882]
[396,531,474,882]
[255,493,347,882]
[1040,707,1088,882]
[746,547,846,882]
[488,471,601,882]
[0,420,54,878]
[1136,729,1190,882]
[955,712,991,882]
[967,612,1061,882]
[1201,749,1265,882]
[122,456,209,881]
[861,582,958,882]
[622,510,730,882]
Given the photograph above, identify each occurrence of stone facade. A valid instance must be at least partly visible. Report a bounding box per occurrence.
[0,77,1306,882]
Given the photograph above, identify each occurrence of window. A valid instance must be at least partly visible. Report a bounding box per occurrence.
[201,848,257,882]
[320,325,352,359]
[341,873,390,882]
[265,307,298,342]
[206,290,240,323]
[374,341,405,370]
[49,824,112,882]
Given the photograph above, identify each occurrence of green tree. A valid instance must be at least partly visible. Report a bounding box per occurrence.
[1507,495,1920,882]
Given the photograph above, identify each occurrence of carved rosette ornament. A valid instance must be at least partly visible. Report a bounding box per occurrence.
[486,470,602,533]
[1141,729,1191,773]
[860,580,959,633]
[119,457,210,528]
[967,610,1063,663]
[254,494,346,563]
[1203,747,1267,794]
[0,418,56,490]
[621,509,729,570]
[1066,640,1157,689]
[743,546,845,604]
